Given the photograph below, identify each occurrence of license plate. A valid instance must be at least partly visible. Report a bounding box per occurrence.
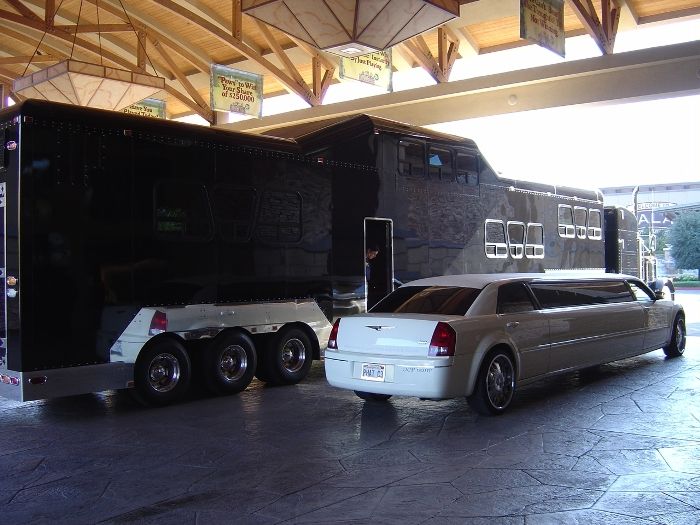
[361,363,385,382]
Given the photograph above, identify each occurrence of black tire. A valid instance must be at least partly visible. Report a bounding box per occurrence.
[203,331,257,395]
[354,391,392,401]
[663,315,686,358]
[260,327,313,385]
[467,348,515,416]
[134,338,191,406]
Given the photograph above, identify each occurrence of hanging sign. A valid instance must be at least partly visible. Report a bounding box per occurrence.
[210,64,263,118]
[122,98,166,119]
[339,50,392,91]
[520,0,565,57]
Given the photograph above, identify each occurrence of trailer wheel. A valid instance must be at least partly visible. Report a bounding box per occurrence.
[134,338,191,406]
[203,331,257,395]
[260,327,313,385]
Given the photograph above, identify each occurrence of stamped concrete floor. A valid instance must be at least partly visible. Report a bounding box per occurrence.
[2,295,700,524]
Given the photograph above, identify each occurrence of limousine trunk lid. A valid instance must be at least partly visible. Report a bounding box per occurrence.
[336,315,445,357]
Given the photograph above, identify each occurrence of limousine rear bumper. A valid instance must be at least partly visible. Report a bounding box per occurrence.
[324,352,471,399]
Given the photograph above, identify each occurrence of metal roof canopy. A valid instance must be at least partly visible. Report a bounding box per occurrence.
[224,39,700,134]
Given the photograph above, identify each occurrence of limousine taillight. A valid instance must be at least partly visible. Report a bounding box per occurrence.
[327,318,340,349]
[428,322,456,357]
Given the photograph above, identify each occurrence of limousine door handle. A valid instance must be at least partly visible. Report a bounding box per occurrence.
[506,321,520,329]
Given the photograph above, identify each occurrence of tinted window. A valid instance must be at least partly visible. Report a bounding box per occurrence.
[398,140,425,177]
[154,181,212,241]
[371,286,481,315]
[456,153,478,185]
[428,147,453,181]
[212,185,257,242]
[530,281,633,308]
[628,281,654,302]
[497,283,535,314]
[255,191,302,243]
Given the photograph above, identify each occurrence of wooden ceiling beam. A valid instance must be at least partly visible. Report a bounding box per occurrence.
[6,0,41,21]
[255,20,311,96]
[232,0,242,40]
[53,23,134,33]
[150,0,319,106]
[45,0,55,28]
[567,0,620,54]
[0,55,59,64]
[163,84,211,121]
[148,34,212,122]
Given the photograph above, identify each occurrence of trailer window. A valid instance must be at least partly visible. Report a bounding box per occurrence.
[558,205,575,238]
[574,206,588,239]
[428,147,453,181]
[398,140,425,177]
[485,220,507,258]
[154,181,213,241]
[588,209,602,239]
[212,185,257,242]
[456,153,478,185]
[255,191,302,243]
[507,221,525,259]
[525,223,544,258]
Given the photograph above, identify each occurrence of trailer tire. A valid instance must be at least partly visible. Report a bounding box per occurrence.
[134,338,191,406]
[203,331,257,395]
[260,327,313,385]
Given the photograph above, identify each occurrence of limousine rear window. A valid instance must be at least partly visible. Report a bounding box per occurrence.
[370,286,481,315]
[530,281,633,309]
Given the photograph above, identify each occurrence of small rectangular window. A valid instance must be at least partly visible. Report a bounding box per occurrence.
[456,153,478,185]
[428,147,454,181]
[154,180,213,241]
[398,140,425,177]
[530,280,633,309]
[255,191,302,243]
[485,220,508,258]
[558,204,575,238]
[574,206,588,239]
[507,221,525,259]
[588,209,602,239]
[525,223,544,259]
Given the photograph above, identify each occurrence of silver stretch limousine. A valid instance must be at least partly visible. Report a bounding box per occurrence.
[325,273,685,415]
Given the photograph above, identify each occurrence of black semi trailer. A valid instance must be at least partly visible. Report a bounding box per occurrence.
[0,100,639,404]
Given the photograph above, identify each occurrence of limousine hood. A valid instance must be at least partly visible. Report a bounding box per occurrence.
[333,314,458,358]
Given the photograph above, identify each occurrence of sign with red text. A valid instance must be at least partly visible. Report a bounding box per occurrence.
[210,64,263,118]
[520,0,565,57]
[340,50,392,91]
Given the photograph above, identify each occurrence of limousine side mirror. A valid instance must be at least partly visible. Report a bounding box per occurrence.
[654,290,665,301]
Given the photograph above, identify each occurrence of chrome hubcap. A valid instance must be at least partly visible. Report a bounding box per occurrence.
[486,355,514,409]
[148,353,180,393]
[219,345,247,382]
[281,338,306,373]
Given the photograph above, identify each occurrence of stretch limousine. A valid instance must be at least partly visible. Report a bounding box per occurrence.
[324,274,685,415]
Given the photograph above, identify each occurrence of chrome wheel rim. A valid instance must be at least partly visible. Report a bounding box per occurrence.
[281,338,306,373]
[219,345,248,382]
[148,353,181,393]
[676,321,686,353]
[486,354,514,410]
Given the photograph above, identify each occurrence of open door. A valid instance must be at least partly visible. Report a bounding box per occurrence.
[365,218,394,309]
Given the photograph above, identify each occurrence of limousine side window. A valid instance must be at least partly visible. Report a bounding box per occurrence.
[485,220,508,258]
[497,283,535,314]
[530,281,633,308]
[628,281,655,302]
[558,205,575,238]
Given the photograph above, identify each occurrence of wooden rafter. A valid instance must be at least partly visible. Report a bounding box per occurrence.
[6,0,40,21]
[284,35,336,101]
[567,0,620,54]
[45,0,55,28]
[53,23,134,33]
[148,34,212,122]
[150,0,319,106]
[232,0,242,40]
[402,29,459,83]
[0,55,58,64]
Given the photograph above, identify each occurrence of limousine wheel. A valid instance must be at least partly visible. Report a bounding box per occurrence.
[354,391,392,402]
[203,331,257,395]
[663,316,686,358]
[468,348,515,416]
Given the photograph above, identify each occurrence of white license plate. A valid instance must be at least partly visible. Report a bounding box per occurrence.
[361,363,385,382]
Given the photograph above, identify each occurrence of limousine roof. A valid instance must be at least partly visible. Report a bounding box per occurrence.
[405,273,640,289]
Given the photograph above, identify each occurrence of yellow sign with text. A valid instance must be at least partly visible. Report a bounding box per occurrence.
[210,64,263,118]
[122,98,166,119]
[520,0,565,57]
[340,50,392,91]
